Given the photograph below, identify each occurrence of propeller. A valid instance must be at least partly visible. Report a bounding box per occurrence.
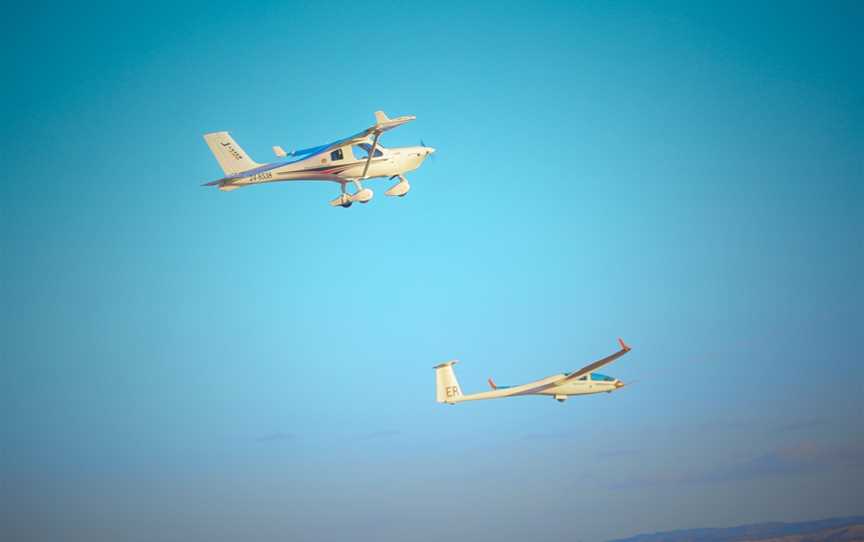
[421,139,435,160]
[616,378,645,391]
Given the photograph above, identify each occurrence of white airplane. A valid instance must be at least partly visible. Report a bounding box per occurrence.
[435,339,632,404]
[202,111,434,207]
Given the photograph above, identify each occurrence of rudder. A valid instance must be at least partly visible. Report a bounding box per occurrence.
[203,131,261,175]
[434,361,463,403]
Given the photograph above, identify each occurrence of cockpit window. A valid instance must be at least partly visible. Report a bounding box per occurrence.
[578,375,587,381]
[330,149,344,161]
[353,143,383,158]
[590,373,614,381]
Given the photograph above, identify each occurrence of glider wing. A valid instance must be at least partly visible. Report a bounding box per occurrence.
[560,338,632,383]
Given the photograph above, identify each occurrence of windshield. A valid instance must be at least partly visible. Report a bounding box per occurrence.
[590,373,614,381]
[353,142,383,159]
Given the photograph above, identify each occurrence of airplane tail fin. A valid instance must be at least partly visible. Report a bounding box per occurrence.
[434,361,463,403]
[203,131,261,175]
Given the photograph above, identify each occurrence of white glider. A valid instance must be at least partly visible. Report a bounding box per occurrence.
[435,339,632,404]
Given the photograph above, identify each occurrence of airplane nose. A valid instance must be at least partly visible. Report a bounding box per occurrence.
[614,381,625,389]
[425,147,436,155]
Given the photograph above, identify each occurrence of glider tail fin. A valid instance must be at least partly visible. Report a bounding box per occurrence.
[434,361,463,403]
[203,131,261,175]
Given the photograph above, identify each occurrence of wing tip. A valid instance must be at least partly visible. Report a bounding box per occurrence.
[618,338,631,352]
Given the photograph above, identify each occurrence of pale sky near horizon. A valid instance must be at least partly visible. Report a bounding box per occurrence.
[2,1,863,541]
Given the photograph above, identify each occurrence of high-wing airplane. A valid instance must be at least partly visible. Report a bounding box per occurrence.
[202,111,434,207]
[435,338,632,404]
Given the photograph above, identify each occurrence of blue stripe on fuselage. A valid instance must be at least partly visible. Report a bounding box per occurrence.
[223,132,378,180]
[222,145,330,180]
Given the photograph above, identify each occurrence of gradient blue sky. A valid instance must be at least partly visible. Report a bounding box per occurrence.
[2,1,863,541]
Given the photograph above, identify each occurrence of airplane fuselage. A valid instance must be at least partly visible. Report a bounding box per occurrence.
[218,144,432,191]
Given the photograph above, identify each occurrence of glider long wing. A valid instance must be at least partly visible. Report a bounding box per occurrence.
[560,338,632,383]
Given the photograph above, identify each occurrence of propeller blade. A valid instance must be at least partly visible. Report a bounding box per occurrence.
[421,139,435,160]
[618,379,644,390]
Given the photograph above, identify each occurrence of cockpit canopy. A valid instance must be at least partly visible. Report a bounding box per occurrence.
[576,373,615,382]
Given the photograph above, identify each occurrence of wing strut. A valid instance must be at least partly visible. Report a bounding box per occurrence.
[361,132,381,180]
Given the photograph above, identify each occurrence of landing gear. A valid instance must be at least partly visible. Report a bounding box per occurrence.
[385,175,411,197]
[329,188,353,208]
[329,182,372,207]
[350,179,374,204]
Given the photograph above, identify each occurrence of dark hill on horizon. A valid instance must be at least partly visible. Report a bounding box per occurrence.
[609,517,864,542]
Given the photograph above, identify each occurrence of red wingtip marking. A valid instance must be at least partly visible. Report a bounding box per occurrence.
[618,338,631,351]
[488,378,497,390]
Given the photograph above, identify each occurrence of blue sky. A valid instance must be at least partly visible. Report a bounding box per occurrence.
[2,1,862,541]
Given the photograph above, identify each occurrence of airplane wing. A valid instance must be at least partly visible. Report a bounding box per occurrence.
[287,110,415,159]
[201,172,345,188]
[274,172,346,182]
[560,338,632,383]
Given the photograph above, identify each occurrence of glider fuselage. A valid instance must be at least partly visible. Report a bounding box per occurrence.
[448,373,624,403]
